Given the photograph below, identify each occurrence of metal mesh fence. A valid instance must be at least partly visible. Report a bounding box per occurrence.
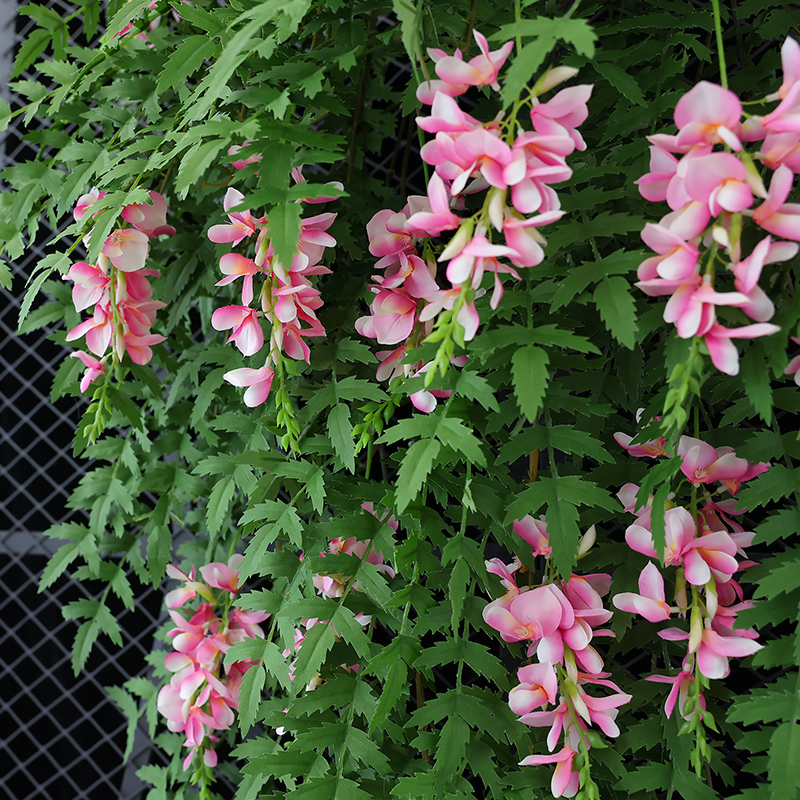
[0,3,163,797]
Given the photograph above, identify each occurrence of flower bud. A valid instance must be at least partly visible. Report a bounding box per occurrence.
[537,66,580,94]
[688,606,703,654]
[578,525,596,556]
[439,219,474,261]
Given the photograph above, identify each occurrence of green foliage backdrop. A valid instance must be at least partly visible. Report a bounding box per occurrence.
[4,1,800,798]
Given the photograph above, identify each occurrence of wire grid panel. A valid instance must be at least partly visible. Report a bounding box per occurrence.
[0,3,164,798]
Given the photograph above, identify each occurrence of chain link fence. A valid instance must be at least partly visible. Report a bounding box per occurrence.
[0,2,163,797]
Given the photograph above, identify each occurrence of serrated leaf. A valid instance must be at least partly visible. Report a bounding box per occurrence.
[594,61,647,106]
[449,558,470,630]
[328,402,355,472]
[106,685,140,762]
[769,721,800,800]
[207,476,235,536]
[268,202,302,276]
[740,346,773,424]
[292,621,337,691]
[239,663,266,735]
[369,655,408,735]
[594,276,637,349]
[546,500,581,578]
[395,438,441,513]
[433,715,470,792]
[511,345,549,422]
[156,36,216,95]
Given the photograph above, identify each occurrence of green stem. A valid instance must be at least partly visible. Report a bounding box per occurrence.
[710,0,728,88]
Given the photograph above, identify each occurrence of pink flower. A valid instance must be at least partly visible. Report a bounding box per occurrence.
[121,190,176,237]
[482,584,563,648]
[774,37,800,101]
[684,153,754,216]
[102,229,150,272]
[673,81,742,150]
[509,663,559,715]
[223,364,275,407]
[216,253,260,305]
[513,515,551,557]
[625,505,695,567]
[636,144,679,202]
[503,211,564,268]
[663,275,748,339]
[212,305,264,356]
[433,31,513,91]
[404,173,461,237]
[613,562,672,622]
[520,747,579,798]
[752,164,800,240]
[530,85,593,151]
[417,92,483,137]
[639,223,700,281]
[647,668,701,718]
[660,626,761,679]
[208,188,260,246]
[228,141,262,171]
[677,436,749,486]
[66,301,114,356]
[70,351,106,393]
[703,321,781,375]
[66,261,110,312]
[199,555,244,594]
[73,188,107,221]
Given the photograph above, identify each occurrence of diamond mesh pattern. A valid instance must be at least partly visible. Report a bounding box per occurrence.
[0,4,162,798]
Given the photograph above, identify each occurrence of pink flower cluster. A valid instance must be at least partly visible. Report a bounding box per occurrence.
[357,32,591,410]
[65,189,174,390]
[157,555,268,771]
[612,432,763,720]
[284,506,397,695]
[635,39,800,375]
[483,518,628,798]
[209,168,341,407]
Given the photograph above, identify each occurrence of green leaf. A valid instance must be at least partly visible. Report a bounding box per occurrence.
[16,254,69,329]
[175,138,227,198]
[104,0,153,39]
[156,36,217,95]
[454,370,500,411]
[436,418,487,467]
[433,715,470,792]
[11,28,51,80]
[395,438,441,513]
[498,16,596,106]
[593,276,638,349]
[369,655,408,735]
[546,500,581,578]
[269,202,303,277]
[106,685,140,762]
[769,721,800,800]
[0,99,11,134]
[328,402,355,472]
[207,476,235,536]
[740,345,773,424]
[239,663,266,735]
[288,775,371,800]
[511,346,550,422]
[292,621,337,691]
[594,61,647,106]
